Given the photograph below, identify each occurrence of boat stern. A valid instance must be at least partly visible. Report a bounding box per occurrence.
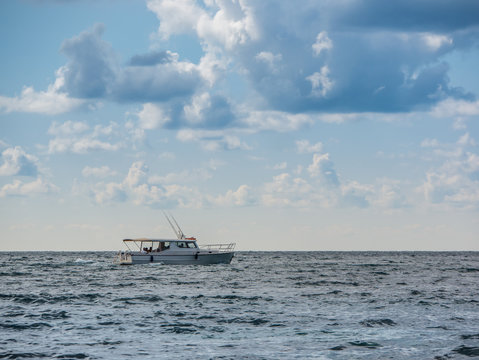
[115,251,132,265]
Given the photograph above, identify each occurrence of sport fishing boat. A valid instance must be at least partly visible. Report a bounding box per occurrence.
[115,214,235,265]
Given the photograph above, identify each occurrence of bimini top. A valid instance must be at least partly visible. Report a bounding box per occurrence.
[123,237,197,242]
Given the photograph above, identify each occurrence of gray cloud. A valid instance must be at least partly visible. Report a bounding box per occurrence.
[209,0,478,113]
[337,0,479,33]
[114,64,201,102]
[129,51,175,66]
[29,1,479,119]
[60,24,116,99]
[145,94,236,130]
[59,25,204,103]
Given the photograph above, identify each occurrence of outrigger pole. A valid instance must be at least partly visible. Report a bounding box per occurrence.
[170,214,186,239]
[163,211,185,239]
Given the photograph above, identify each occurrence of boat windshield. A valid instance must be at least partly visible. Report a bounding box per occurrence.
[176,241,197,248]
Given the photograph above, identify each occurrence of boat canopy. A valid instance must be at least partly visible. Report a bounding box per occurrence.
[123,238,196,242]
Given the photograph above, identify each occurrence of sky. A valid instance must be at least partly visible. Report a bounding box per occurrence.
[1,0,479,251]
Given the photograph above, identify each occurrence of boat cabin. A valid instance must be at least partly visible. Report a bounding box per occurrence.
[122,238,198,254]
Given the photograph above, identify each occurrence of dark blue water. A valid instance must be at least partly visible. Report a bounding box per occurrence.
[1,252,478,359]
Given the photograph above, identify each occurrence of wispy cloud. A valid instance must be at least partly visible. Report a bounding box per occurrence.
[47,120,121,154]
[418,133,479,208]
[0,85,84,115]
[82,166,118,178]
[0,177,58,198]
[296,140,323,154]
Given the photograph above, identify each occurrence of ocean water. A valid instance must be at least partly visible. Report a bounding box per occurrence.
[0,251,478,359]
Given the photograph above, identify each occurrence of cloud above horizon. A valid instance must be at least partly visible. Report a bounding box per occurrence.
[1,0,478,122]
[147,0,478,113]
[0,146,39,177]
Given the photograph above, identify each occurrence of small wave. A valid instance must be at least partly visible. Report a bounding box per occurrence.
[454,298,479,305]
[461,333,479,340]
[0,294,43,305]
[216,317,269,326]
[452,345,479,356]
[115,282,136,288]
[349,341,382,349]
[418,300,431,306]
[165,327,197,334]
[86,340,123,346]
[249,318,269,326]
[213,294,261,301]
[55,353,89,359]
[73,258,94,264]
[0,322,53,330]
[113,295,163,303]
[78,325,100,331]
[3,311,24,318]
[0,292,101,305]
[160,322,204,334]
[42,311,70,320]
[0,271,28,277]
[98,321,122,326]
[360,318,396,327]
[196,315,215,320]
[295,280,359,287]
[353,263,385,268]
[329,345,346,351]
[0,352,51,358]
[427,325,450,330]
[25,310,70,320]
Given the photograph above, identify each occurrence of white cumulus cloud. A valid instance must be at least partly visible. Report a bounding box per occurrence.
[296,139,323,154]
[47,120,121,154]
[0,84,84,115]
[0,177,58,198]
[312,31,332,57]
[0,146,38,177]
[213,184,255,206]
[137,103,171,130]
[307,66,334,98]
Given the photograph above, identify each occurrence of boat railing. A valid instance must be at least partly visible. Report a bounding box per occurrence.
[200,243,236,252]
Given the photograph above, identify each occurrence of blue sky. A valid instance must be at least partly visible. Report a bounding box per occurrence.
[1,0,478,250]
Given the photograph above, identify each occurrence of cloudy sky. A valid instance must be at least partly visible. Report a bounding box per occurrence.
[1,0,479,251]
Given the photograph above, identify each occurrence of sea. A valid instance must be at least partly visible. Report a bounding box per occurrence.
[0,251,478,359]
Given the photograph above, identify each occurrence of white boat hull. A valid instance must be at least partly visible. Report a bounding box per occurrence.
[117,251,234,265]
